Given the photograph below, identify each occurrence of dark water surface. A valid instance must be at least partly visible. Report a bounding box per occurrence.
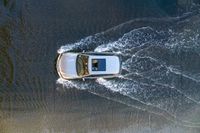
[1,0,200,133]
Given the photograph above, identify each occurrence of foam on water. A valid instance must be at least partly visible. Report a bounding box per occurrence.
[57,13,200,127]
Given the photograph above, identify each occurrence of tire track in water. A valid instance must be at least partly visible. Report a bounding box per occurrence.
[124,54,200,101]
[121,74,200,105]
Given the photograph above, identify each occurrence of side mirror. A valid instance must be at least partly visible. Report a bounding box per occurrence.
[82,78,85,81]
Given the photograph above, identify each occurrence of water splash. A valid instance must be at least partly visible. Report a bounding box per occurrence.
[56,13,200,127]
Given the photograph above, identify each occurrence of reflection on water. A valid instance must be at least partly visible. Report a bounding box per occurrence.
[1,0,200,133]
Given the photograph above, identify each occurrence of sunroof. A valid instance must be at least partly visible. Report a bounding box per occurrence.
[92,59,106,71]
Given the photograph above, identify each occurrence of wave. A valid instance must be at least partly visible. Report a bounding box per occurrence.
[56,12,200,127]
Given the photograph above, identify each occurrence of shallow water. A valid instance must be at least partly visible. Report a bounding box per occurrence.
[1,0,200,133]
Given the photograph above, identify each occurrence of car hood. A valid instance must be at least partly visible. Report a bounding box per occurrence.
[57,53,78,79]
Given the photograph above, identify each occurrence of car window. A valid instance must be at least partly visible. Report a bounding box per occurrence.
[76,54,89,76]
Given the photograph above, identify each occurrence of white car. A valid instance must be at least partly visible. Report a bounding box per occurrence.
[56,52,121,80]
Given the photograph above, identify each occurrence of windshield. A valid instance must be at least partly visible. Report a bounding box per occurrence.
[76,54,89,76]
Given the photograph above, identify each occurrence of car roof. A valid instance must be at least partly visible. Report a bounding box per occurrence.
[87,55,121,75]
